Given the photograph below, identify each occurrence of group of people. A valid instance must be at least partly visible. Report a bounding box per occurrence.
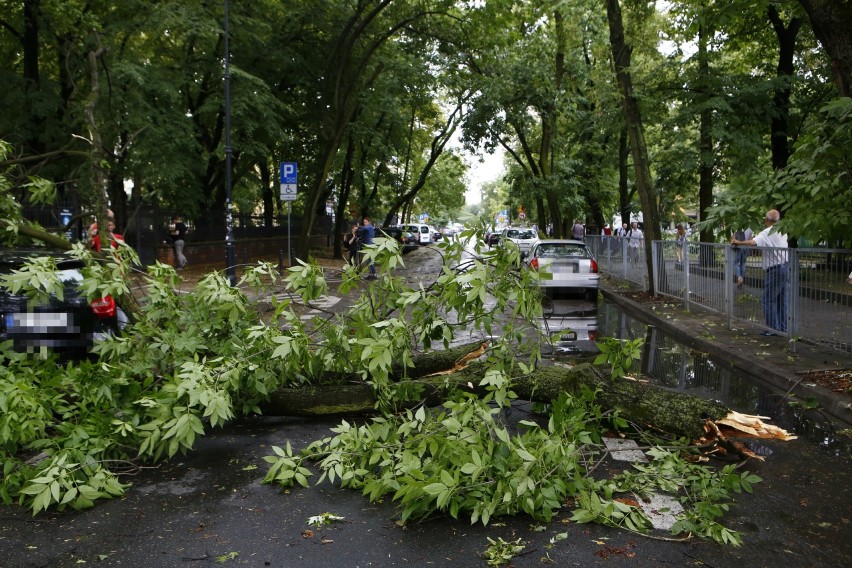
[603,210,790,337]
[87,210,189,271]
[343,216,377,279]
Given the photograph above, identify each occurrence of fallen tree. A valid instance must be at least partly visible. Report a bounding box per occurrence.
[1,232,790,543]
[262,341,793,446]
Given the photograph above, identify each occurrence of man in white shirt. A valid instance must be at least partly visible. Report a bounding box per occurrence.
[731,209,788,335]
[626,222,644,265]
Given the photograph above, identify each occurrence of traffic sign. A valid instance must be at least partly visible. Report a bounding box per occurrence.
[280,183,298,201]
[280,162,298,184]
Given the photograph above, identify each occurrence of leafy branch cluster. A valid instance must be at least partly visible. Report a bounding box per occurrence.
[571,447,761,546]
[0,223,762,546]
[265,388,611,526]
[0,223,540,513]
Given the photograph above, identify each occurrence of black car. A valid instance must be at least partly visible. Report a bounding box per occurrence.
[379,227,418,253]
[0,248,126,357]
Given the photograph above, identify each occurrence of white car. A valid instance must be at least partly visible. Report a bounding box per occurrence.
[525,239,600,301]
[397,223,433,245]
[500,227,539,254]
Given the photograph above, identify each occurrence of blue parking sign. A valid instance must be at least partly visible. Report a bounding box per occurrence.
[280,162,298,184]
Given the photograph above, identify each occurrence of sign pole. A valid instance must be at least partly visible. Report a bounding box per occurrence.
[279,162,298,270]
[287,201,292,269]
[223,0,237,286]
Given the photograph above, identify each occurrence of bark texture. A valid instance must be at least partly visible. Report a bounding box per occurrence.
[261,343,730,440]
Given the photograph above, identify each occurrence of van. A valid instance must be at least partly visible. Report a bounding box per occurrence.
[398,223,432,245]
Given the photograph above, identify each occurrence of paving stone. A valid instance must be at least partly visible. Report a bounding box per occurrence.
[603,437,647,462]
[635,492,684,530]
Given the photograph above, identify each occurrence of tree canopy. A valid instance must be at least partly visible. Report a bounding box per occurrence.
[1,0,849,260]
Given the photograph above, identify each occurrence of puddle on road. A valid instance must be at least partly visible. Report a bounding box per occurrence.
[597,301,850,456]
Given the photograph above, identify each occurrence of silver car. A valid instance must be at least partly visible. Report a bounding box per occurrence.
[500,227,539,254]
[525,239,600,301]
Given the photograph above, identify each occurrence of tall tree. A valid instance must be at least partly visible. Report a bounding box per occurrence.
[797,0,852,97]
[605,0,661,292]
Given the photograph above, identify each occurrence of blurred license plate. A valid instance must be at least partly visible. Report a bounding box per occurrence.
[552,330,578,342]
[551,263,579,273]
[6,312,71,332]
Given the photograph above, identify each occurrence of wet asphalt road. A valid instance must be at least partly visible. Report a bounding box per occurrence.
[2,414,849,568]
[1,246,851,567]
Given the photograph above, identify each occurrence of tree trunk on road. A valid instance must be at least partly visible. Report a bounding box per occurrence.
[261,342,731,440]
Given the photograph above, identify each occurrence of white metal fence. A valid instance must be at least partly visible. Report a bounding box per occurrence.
[585,235,852,354]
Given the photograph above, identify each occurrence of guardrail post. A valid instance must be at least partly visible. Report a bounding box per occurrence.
[724,245,733,329]
[683,243,691,311]
[788,248,799,353]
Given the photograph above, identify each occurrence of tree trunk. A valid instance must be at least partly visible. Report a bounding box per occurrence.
[260,342,731,440]
[605,0,661,293]
[798,0,852,97]
[768,6,802,172]
[697,23,715,254]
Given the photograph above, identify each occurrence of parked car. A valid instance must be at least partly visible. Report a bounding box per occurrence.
[379,226,418,253]
[397,223,433,245]
[500,227,539,255]
[524,239,600,301]
[0,249,127,357]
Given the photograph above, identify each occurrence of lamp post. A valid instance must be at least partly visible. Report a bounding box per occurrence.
[223,0,237,285]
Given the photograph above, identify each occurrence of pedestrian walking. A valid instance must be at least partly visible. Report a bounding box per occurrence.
[572,219,585,240]
[359,216,377,279]
[626,222,644,265]
[731,209,788,335]
[343,223,360,265]
[171,216,188,269]
[732,227,753,286]
[675,223,687,264]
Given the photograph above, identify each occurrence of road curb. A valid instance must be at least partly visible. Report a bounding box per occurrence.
[601,286,852,428]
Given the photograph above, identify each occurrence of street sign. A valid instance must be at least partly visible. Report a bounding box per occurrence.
[280,162,298,201]
[280,183,298,201]
[280,162,298,184]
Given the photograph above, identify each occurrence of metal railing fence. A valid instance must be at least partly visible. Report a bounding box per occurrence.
[584,235,852,354]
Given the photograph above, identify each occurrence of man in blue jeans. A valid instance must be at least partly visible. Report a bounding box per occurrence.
[731,209,788,335]
[359,216,377,279]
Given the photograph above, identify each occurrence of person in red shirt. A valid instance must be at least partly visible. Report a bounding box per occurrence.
[90,215,124,252]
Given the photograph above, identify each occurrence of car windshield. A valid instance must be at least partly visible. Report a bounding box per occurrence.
[536,244,590,258]
[506,229,536,239]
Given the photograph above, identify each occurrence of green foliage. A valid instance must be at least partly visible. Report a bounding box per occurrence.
[593,337,644,379]
[0,224,763,547]
[0,223,541,513]
[702,98,852,247]
[483,537,525,566]
[264,390,608,526]
[571,446,762,546]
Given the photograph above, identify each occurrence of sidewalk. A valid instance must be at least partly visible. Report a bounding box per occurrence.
[601,280,852,428]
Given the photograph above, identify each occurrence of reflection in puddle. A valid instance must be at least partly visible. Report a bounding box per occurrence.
[598,301,850,456]
[537,298,599,355]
